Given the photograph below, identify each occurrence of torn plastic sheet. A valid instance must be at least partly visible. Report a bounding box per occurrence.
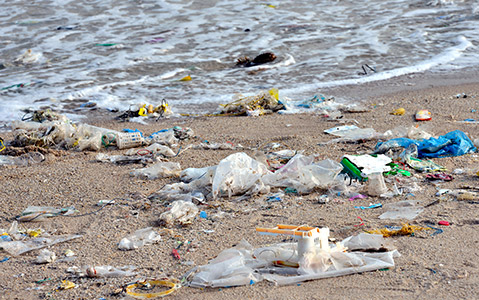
[0,234,82,256]
[379,200,424,220]
[188,234,400,288]
[262,250,399,285]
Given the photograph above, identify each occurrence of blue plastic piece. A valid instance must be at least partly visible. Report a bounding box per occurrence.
[122,128,144,137]
[375,130,476,158]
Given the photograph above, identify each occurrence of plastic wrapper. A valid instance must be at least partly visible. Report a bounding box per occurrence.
[17,206,76,222]
[130,162,181,179]
[212,153,270,199]
[118,227,161,250]
[341,233,386,251]
[35,249,56,264]
[0,234,82,256]
[378,200,424,220]
[262,155,343,193]
[159,200,199,225]
[180,166,216,183]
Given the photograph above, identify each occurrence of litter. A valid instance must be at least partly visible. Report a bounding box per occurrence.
[375,130,476,159]
[378,200,424,220]
[367,173,388,196]
[0,234,82,256]
[415,109,431,121]
[425,173,453,181]
[118,227,161,250]
[217,89,284,116]
[159,200,199,226]
[368,224,429,237]
[354,203,382,210]
[390,108,406,115]
[340,154,392,181]
[189,225,400,287]
[16,206,76,222]
[86,266,137,278]
[438,221,450,226]
[130,162,181,180]
[35,249,56,264]
[126,279,180,299]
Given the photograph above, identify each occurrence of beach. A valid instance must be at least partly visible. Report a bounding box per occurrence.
[1,71,479,299]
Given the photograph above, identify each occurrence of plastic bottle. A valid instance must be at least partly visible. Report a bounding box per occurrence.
[86,265,137,278]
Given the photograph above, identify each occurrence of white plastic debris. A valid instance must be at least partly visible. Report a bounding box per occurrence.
[159,200,199,225]
[212,153,270,199]
[118,227,161,250]
[35,249,56,264]
[130,162,181,179]
[378,200,424,220]
[262,155,343,193]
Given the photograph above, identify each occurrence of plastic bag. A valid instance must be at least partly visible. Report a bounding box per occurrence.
[375,130,476,158]
[118,227,161,250]
[378,200,424,220]
[262,155,343,193]
[212,153,270,199]
[130,162,181,180]
[125,143,176,157]
[35,249,56,264]
[0,234,82,256]
[159,200,199,225]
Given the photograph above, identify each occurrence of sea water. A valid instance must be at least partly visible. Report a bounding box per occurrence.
[0,0,478,123]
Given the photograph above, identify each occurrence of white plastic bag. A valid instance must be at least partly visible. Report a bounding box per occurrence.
[212,153,270,199]
[130,162,181,179]
[118,227,161,250]
[159,200,199,225]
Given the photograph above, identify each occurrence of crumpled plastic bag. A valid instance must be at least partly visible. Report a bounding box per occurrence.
[212,153,270,199]
[262,155,343,193]
[130,162,181,179]
[118,227,161,250]
[375,130,476,158]
[158,200,199,225]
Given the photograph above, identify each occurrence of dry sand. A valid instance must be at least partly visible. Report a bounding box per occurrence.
[1,71,479,299]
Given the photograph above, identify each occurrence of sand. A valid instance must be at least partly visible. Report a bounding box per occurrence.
[1,70,479,299]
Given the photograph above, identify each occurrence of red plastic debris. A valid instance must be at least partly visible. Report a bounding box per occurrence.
[171,249,181,260]
[438,220,450,226]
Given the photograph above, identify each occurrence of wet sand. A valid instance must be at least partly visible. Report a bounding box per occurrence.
[1,71,479,299]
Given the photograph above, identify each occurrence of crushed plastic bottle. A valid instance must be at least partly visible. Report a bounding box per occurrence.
[86,265,138,278]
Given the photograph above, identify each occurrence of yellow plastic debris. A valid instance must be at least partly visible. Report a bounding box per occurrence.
[126,279,180,298]
[367,223,430,237]
[179,75,191,81]
[59,280,76,290]
[390,108,405,115]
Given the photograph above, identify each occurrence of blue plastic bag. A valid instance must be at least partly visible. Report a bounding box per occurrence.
[375,130,476,158]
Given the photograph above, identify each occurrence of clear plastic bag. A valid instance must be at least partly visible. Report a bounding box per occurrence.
[130,162,181,180]
[212,153,270,199]
[262,155,343,193]
[118,227,161,250]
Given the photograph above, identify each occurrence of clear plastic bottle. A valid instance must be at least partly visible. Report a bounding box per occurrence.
[86,265,137,278]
